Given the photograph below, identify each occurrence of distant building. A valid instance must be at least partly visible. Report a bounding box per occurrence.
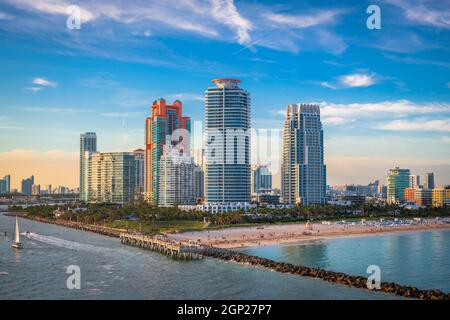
[252,165,272,194]
[133,149,145,196]
[409,174,420,188]
[404,188,415,203]
[432,187,450,207]
[158,147,196,207]
[21,175,34,195]
[414,188,432,207]
[281,104,326,205]
[0,175,11,193]
[387,166,410,204]
[32,184,41,195]
[424,173,435,189]
[193,165,204,201]
[80,132,97,202]
[86,152,136,204]
[145,99,191,205]
[192,148,206,171]
[257,193,280,205]
[46,184,52,195]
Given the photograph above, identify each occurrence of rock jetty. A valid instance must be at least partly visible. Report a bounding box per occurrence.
[203,247,450,300]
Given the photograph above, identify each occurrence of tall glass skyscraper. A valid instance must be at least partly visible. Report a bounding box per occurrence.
[80,132,97,201]
[205,78,251,205]
[281,104,326,205]
[387,166,411,204]
[145,99,191,205]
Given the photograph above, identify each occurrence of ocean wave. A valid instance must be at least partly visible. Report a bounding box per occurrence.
[22,232,111,254]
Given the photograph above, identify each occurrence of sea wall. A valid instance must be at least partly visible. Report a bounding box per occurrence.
[203,247,450,300]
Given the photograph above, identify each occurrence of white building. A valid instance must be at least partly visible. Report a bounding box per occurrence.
[85,152,136,204]
[158,147,196,207]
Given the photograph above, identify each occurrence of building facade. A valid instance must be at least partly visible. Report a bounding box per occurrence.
[414,188,432,207]
[252,165,272,194]
[86,152,136,204]
[0,175,11,193]
[21,175,34,195]
[145,99,191,205]
[409,174,420,188]
[432,187,450,207]
[158,147,196,207]
[281,104,326,205]
[387,166,410,204]
[80,132,97,201]
[205,78,251,207]
[133,149,145,196]
[424,172,435,189]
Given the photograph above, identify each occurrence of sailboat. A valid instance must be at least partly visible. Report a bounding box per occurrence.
[12,216,22,249]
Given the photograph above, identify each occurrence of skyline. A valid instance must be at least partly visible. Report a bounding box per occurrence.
[0,0,449,189]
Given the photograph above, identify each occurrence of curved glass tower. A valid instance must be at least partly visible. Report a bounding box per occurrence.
[205,78,251,204]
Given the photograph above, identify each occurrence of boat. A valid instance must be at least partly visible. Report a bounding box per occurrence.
[12,216,22,249]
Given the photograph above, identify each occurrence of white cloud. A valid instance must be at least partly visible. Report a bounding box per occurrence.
[338,73,377,88]
[279,100,450,129]
[386,0,450,29]
[210,0,253,45]
[23,87,44,94]
[265,10,341,28]
[32,77,58,87]
[376,119,450,132]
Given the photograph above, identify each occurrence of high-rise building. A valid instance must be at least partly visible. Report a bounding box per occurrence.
[205,78,251,205]
[0,180,6,194]
[387,166,410,204]
[404,187,415,203]
[1,175,11,193]
[133,149,145,196]
[252,165,272,194]
[193,165,204,200]
[46,184,52,194]
[158,146,196,207]
[192,148,206,171]
[281,104,326,205]
[145,99,191,205]
[21,175,34,195]
[32,184,41,195]
[424,172,435,189]
[80,132,97,201]
[86,152,136,204]
[409,174,420,188]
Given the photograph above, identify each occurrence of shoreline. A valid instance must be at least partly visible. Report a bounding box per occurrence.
[168,220,450,249]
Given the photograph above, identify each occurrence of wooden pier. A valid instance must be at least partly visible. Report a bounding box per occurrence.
[119,233,204,260]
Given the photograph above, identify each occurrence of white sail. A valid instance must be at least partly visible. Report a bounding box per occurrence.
[14,216,20,244]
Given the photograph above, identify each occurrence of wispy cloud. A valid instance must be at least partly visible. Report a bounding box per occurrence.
[321,72,380,89]
[99,112,145,118]
[265,9,343,28]
[278,100,450,128]
[386,0,450,29]
[17,106,92,113]
[0,11,14,20]
[32,77,58,87]
[376,119,450,132]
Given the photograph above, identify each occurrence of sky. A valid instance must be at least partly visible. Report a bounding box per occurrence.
[0,0,449,190]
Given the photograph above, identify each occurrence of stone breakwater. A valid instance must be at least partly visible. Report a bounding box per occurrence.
[203,247,450,300]
[5,213,122,238]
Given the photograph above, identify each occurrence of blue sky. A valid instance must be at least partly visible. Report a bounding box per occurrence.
[0,0,449,189]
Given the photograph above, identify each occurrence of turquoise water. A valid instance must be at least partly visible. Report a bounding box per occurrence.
[0,213,404,299]
[240,229,450,292]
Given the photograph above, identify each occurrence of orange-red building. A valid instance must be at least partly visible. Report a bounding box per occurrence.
[145,99,191,205]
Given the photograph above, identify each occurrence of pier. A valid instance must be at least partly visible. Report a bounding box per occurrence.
[120,233,204,260]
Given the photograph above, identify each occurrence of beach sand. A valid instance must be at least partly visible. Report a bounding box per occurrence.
[167,220,450,249]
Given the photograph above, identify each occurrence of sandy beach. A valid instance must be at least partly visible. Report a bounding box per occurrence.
[168,219,450,249]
